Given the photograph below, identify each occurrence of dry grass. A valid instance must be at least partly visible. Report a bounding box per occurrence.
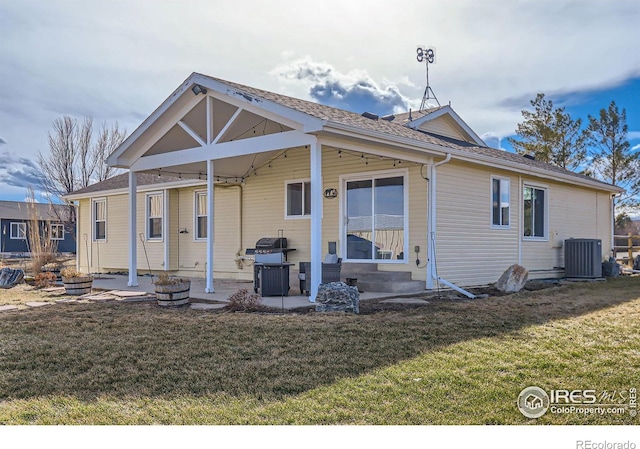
[0,276,638,424]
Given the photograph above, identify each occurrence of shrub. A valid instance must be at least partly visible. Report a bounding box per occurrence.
[154,273,190,286]
[60,268,88,278]
[226,289,262,312]
[34,271,57,289]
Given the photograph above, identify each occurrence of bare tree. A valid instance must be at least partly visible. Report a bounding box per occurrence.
[38,115,126,197]
[93,121,127,182]
[37,116,127,239]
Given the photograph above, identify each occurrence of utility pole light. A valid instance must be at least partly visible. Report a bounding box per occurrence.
[416,45,440,110]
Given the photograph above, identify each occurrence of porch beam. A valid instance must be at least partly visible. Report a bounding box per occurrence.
[128,171,138,287]
[130,130,317,172]
[212,107,242,144]
[309,138,322,302]
[178,120,206,147]
[205,160,215,293]
[206,95,212,144]
[318,137,435,165]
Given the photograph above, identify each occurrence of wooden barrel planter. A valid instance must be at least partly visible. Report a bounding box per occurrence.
[62,275,93,295]
[155,280,191,307]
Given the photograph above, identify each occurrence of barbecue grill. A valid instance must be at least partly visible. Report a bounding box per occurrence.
[248,237,295,296]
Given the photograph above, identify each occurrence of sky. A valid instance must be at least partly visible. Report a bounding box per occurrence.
[1,0,639,203]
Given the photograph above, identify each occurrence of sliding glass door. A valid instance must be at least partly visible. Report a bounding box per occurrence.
[344,172,406,262]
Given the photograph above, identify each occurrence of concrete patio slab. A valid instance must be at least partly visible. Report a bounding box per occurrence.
[380,298,430,305]
[0,305,19,312]
[190,302,227,311]
[55,298,79,304]
[25,302,52,308]
[91,274,422,310]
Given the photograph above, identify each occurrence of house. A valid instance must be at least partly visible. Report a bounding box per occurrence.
[0,200,75,256]
[63,73,622,301]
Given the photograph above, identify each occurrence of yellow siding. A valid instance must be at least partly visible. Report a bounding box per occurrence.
[73,148,613,288]
[521,180,612,273]
[434,161,520,286]
[418,116,466,141]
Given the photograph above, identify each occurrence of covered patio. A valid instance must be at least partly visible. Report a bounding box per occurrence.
[91,274,414,310]
[106,73,448,301]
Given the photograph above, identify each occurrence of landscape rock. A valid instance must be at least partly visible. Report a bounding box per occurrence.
[496,264,529,293]
[0,267,24,289]
[602,257,620,277]
[315,282,359,314]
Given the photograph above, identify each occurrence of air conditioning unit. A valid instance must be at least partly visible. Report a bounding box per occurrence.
[564,239,602,278]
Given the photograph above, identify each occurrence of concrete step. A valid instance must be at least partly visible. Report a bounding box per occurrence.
[341,270,413,282]
[340,262,379,273]
[356,279,426,294]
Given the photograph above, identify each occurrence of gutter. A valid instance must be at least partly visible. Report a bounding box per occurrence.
[426,154,476,299]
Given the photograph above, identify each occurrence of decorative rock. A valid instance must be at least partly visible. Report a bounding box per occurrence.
[0,268,24,289]
[602,257,620,277]
[315,282,359,314]
[496,264,529,293]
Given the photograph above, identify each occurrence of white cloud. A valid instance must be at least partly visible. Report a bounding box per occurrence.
[271,57,414,114]
[0,0,638,200]
[632,144,640,152]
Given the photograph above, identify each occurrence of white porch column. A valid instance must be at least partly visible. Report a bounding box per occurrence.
[206,159,215,293]
[309,139,322,302]
[128,170,138,287]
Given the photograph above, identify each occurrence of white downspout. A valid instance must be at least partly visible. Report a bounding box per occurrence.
[426,154,476,299]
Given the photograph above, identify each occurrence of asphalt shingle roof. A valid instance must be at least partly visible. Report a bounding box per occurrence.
[68,73,620,196]
[0,200,72,221]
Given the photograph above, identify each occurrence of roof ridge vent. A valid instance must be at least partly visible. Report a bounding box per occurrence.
[381,114,395,121]
[523,154,536,160]
[361,112,379,120]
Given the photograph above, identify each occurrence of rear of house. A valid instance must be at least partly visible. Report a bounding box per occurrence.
[64,73,620,298]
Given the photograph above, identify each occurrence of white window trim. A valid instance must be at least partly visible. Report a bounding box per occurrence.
[284,178,311,220]
[10,222,26,240]
[92,198,107,242]
[339,168,409,264]
[146,191,164,242]
[522,182,549,241]
[194,190,207,242]
[490,176,511,229]
[50,223,64,240]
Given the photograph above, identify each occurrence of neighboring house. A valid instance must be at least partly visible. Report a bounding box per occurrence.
[0,200,75,255]
[64,73,622,301]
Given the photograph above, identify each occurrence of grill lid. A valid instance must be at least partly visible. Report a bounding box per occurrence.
[255,237,288,249]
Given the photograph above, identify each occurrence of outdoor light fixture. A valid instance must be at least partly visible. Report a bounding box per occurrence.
[191,84,207,95]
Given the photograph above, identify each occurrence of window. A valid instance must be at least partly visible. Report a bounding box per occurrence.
[286,180,311,218]
[195,191,207,240]
[10,222,26,240]
[491,177,510,227]
[93,198,106,241]
[147,193,163,240]
[50,223,64,240]
[523,185,546,238]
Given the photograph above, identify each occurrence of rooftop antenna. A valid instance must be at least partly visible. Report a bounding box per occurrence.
[416,45,440,110]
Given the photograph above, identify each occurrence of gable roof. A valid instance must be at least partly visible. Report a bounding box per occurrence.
[0,201,73,222]
[101,72,621,195]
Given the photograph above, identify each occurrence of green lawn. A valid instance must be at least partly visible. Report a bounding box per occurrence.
[0,277,638,424]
